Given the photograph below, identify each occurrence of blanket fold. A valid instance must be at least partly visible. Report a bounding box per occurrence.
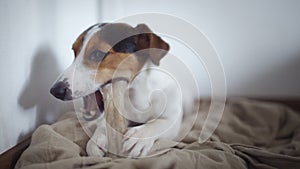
[15,99,300,169]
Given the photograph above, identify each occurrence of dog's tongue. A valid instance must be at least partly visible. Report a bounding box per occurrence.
[82,90,104,120]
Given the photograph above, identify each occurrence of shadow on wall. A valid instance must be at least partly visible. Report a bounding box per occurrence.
[18,45,74,141]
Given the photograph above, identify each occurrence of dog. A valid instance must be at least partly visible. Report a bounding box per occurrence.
[50,23,196,157]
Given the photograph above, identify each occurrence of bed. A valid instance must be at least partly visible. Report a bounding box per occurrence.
[2,98,300,169]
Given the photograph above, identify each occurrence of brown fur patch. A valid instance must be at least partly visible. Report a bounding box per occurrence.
[93,52,144,84]
[72,31,86,57]
[72,23,106,57]
[83,34,113,68]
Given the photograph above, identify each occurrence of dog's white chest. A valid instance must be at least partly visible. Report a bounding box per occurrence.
[123,68,180,124]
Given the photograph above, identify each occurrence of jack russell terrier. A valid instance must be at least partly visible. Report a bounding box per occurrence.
[50,23,196,157]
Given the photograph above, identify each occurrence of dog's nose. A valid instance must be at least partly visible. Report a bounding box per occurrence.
[50,81,72,100]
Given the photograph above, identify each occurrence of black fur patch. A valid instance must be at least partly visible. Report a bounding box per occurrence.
[112,36,137,53]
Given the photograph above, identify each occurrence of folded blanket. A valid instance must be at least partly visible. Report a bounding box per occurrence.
[15,98,300,169]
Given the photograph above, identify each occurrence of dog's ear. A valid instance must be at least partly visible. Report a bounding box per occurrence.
[135,24,169,66]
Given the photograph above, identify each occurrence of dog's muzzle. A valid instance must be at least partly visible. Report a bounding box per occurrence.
[50,81,72,101]
[50,77,129,101]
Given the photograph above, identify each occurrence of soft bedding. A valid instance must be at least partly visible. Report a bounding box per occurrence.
[15,98,300,169]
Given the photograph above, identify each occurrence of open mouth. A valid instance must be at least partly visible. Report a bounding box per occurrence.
[80,77,129,121]
[81,90,104,121]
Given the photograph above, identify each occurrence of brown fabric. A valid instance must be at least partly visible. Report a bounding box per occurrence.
[15,98,300,169]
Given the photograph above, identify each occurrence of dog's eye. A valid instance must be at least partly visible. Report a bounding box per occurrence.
[88,50,108,62]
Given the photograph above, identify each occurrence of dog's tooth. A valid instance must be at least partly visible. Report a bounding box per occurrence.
[90,110,96,116]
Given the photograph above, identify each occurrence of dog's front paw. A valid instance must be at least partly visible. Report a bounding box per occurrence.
[122,126,156,158]
[86,134,107,157]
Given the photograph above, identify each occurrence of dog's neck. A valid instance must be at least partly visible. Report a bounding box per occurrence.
[135,60,155,91]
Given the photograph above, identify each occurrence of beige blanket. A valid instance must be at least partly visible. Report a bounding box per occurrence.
[15,98,300,169]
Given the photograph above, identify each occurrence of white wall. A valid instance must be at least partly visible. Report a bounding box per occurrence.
[0,0,99,153]
[101,0,300,97]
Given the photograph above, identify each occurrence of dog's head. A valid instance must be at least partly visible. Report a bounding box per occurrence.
[50,23,169,102]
